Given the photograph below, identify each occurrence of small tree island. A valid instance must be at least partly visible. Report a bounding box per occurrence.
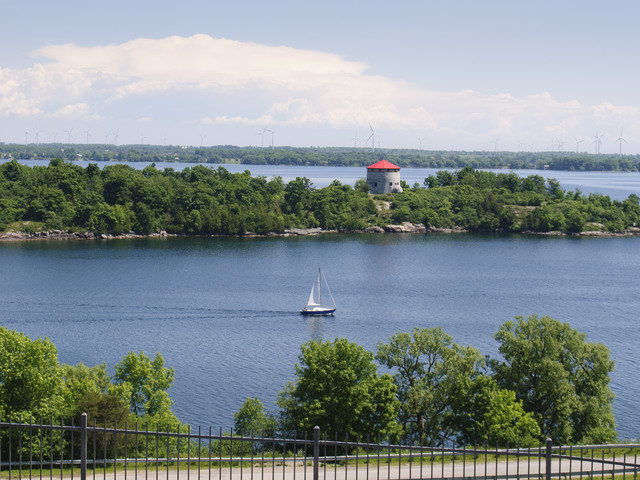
[0,160,639,238]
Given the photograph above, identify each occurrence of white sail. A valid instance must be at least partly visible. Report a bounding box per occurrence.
[307,273,321,307]
[301,268,336,315]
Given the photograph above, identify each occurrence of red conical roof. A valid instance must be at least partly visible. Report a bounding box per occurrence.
[367,159,400,170]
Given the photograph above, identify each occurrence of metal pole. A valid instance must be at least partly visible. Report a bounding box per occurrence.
[80,413,87,480]
[545,438,553,480]
[313,427,320,480]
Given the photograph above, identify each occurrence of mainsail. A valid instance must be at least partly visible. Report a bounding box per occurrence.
[301,268,336,315]
[307,271,321,307]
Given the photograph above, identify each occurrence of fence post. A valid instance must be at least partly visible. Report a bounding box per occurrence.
[545,438,552,480]
[81,413,87,480]
[313,426,320,480]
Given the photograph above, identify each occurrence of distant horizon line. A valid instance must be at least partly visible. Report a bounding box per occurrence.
[2,141,639,157]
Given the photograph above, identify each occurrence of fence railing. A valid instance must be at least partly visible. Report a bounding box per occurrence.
[1,414,639,480]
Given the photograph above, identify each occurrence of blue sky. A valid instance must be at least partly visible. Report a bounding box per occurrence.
[1,0,640,153]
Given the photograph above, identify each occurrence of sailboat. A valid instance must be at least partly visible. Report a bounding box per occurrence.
[300,268,337,316]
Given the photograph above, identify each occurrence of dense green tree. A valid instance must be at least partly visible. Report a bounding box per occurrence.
[2,161,639,236]
[455,376,540,446]
[111,351,176,418]
[277,338,400,439]
[376,328,489,446]
[61,362,110,413]
[0,327,64,418]
[491,315,616,444]
[234,397,278,436]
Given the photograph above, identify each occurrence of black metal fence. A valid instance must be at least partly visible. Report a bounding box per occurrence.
[1,414,639,480]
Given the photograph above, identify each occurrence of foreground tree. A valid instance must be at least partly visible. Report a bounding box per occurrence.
[110,351,177,421]
[234,397,278,436]
[0,327,64,418]
[491,315,616,444]
[455,376,540,446]
[377,327,487,446]
[277,338,400,439]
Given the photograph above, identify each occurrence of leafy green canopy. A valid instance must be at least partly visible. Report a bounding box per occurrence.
[492,314,616,444]
[1,160,639,235]
[0,327,64,418]
[0,326,181,432]
[376,327,539,446]
[0,160,378,234]
[277,338,400,439]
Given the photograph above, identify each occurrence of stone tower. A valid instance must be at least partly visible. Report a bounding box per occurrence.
[366,160,403,194]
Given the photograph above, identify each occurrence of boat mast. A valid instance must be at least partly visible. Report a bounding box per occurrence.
[320,268,336,307]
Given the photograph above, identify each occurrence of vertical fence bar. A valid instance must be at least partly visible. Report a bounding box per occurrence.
[208,427,212,480]
[366,434,370,480]
[505,441,508,480]
[344,434,348,480]
[176,424,181,480]
[569,445,573,480]
[19,416,23,480]
[219,427,223,480]
[187,425,191,480]
[134,421,138,480]
[8,417,12,480]
[81,413,87,480]
[91,418,97,480]
[355,435,359,480]
[260,430,264,480]
[29,416,33,480]
[102,420,107,480]
[545,439,553,480]
[313,427,319,480]
[198,426,202,480]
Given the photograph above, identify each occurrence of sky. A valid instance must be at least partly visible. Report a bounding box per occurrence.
[1,0,640,154]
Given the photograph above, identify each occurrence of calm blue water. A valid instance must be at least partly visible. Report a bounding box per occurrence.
[1,234,639,440]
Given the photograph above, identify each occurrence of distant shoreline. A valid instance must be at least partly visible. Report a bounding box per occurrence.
[2,224,639,242]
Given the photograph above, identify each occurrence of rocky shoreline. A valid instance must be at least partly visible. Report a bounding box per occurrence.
[1,223,639,242]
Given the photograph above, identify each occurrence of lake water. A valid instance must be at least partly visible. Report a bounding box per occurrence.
[1,233,639,440]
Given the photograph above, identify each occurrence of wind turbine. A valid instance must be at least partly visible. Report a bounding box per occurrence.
[85,129,90,145]
[25,131,29,146]
[591,133,604,155]
[35,129,44,146]
[556,138,566,152]
[592,133,604,154]
[367,124,375,153]
[490,137,499,151]
[575,137,583,153]
[265,129,275,148]
[616,129,628,155]
[200,135,206,147]
[417,136,425,150]
[65,127,74,144]
[113,129,119,146]
[258,129,270,148]
[351,129,359,148]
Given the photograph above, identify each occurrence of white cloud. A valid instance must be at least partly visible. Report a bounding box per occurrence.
[52,103,96,119]
[0,34,638,150]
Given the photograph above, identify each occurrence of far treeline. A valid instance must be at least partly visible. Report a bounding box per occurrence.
[1,159,639,235]
[0,315,617,449]
[2,142,640,171]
